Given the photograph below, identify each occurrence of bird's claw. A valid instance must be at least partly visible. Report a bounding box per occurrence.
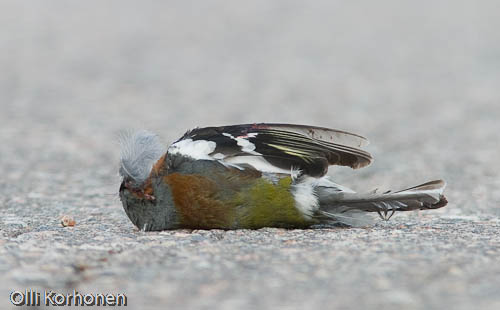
[376,202,396,221]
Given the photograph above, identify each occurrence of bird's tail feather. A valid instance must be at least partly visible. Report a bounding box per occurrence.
[316,180,447,226]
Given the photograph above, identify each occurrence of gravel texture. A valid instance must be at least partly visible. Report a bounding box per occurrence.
[1,1,499,309]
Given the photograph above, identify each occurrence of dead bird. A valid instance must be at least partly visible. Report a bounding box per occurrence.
[118,123,447,231]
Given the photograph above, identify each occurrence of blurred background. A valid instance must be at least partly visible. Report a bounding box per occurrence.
[2,0,499,212]
[1,1,499,309]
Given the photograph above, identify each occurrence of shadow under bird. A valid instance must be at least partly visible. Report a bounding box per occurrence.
[118,123,447,231]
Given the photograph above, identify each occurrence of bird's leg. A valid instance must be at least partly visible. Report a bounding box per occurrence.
[377,209,384,220]
[386,209,396,220]
[376,202,395,221]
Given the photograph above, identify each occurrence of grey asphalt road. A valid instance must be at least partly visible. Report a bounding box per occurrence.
[1,1,499,309]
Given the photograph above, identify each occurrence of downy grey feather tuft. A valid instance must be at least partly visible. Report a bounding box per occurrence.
[118,130,165,185]
[317,209,376,227]
[316,180,447,226]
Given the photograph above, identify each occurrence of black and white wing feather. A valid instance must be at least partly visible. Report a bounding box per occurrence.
[167,123,373,177]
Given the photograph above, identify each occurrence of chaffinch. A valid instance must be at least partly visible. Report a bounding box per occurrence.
[119,123,447,231]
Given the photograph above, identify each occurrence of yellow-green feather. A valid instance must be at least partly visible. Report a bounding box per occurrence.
[234,177,312,229]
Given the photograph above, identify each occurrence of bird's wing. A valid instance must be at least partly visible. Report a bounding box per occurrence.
[167,123,372,177]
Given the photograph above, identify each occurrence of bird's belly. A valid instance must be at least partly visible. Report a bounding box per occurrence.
[164,173,312,229]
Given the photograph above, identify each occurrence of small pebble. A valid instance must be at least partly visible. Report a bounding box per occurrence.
[61,215,76,227]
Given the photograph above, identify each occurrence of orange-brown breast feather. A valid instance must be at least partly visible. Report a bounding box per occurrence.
[151,154,167,176]
[164,173,236,229]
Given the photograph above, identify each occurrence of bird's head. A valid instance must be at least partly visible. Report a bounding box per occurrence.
[118,130,166,201]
